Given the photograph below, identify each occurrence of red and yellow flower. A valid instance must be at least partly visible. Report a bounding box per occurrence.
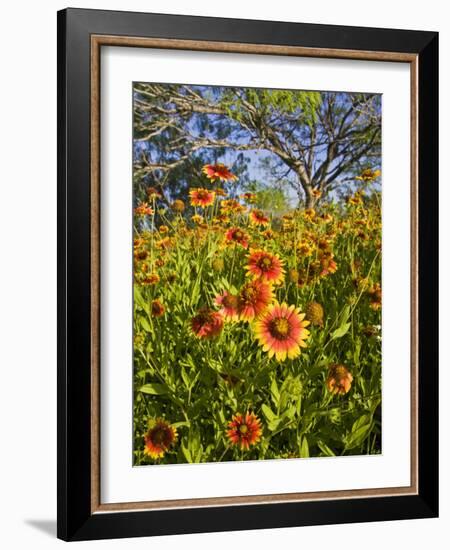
[191,308,224,339]
[356,168,381,182]
[155,237,173,250]
[254,302,310,361]
[297,240,314,257]
[304,208,316,221]
[249,209,270,227]
[202,163,237,183]
[368,282,382,310]
[262,229,275,240]
[348,192,364,206]
[225,227,250,249]
[220,199,246,215]
[237,279,273,321]
[326,364,353,395]
[134,202,154,217]
[144,418,178,459]
[141,272,160,285]
[189,188,216,208]
[246,249,285,284]
[191,214,205,225]
[215,291,239,321]
[226,412,262,450]
[146,186,162,200]
[240,192,257,204]
[151,299,165,317]
[317,252,338,277]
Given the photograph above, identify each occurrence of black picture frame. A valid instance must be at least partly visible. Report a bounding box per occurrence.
[57,8,438,541]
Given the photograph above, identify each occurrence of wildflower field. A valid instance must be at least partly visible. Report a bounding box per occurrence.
[132,85,382,465]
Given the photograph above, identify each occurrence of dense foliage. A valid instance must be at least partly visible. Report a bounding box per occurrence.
[133,167,382,464]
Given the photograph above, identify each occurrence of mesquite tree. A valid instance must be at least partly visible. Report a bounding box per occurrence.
[133,84,381,207]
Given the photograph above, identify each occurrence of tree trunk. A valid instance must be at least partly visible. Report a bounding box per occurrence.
[303,183,314,209]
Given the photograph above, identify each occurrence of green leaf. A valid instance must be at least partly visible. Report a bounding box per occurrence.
[262,404,280,431]
[337,305,351,326]
[261,404,277,422]
[134,286,148,313]
[331,322,351,340]
[139,316,152,332]
[139,383,169,395]
[270,379,280,408]
[172,421,190,429]
[181,367,190,389]
[299,436,309,458]
[345,414,373,450]
[353,338,362,365]
[283,405,296,420]
[317,441,336,456]
[181,441,192,463]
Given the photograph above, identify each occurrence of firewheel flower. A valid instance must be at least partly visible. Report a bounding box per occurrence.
[191,308,224,339]
[237,279,273,321]
[254,302,310,361]
[141,273,160,285]
[144,418,178,459]
[220,199,246,215]
[215,291,239,321]
[202,163,237,183]
[368,282,382,310]
[356,168,381,182]
[191,214,205,225]
[326,364,353,395]
[246,250,285,285]
[249,209,270,227]
[225,227,250,249]
[146,186,162,200]
[189,188,216,208]
[313,252,338,277]
[226,412,262,450]
[240,192,257,204]
[134,202,154,217]
[151,299,165,317]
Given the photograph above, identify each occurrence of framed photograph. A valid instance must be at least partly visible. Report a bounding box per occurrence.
[57,8,438,541]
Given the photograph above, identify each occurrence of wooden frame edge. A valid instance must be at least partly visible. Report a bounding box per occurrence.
[89,34,419,514]
[92,34,417,62]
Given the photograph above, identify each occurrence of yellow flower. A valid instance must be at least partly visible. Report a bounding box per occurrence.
[355,168,381,182]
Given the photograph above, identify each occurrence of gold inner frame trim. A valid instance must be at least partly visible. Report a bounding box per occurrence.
[90,34,419,514]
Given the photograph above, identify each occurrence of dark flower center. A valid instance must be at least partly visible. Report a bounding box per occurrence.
[270,318,290,339]
[152,427,168,445]
[240,285,257,303]
[258,256,273,270]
